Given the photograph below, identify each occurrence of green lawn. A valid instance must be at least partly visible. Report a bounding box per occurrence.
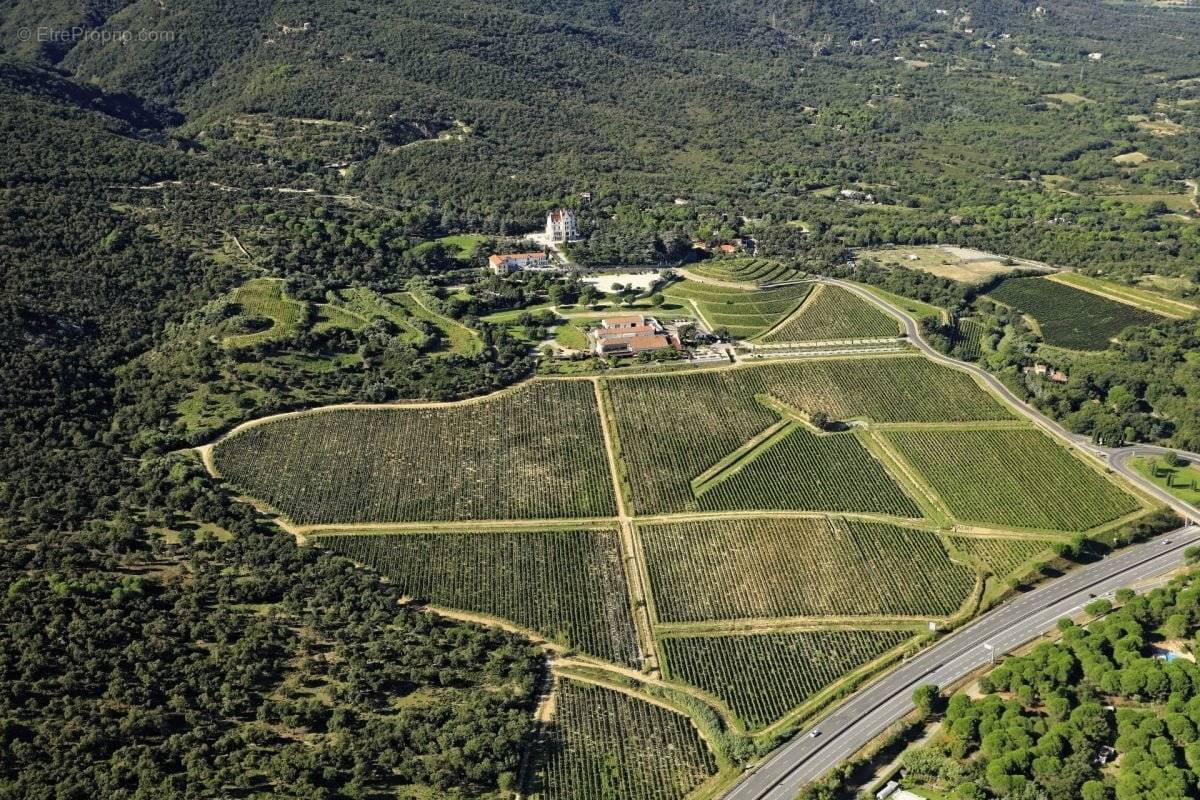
[413,233,486,260]
[1130,457,1200,505]
[854,282,947,323]
[554,322,590,350]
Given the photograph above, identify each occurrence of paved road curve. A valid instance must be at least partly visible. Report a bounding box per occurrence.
[725,279,1200,799]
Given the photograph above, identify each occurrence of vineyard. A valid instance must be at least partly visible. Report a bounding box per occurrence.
[321,287,479,355]
[885,428,1141,531]
[605,358,1011,514]
[392,290,481,354]
[212,381,617,524]
[662,280,812,339]
[686,258,803,286]
[694,426,922,518]
[987,276,1162,350]
[533,679,718,800]
[947,536,1057,580]
[760,285,899,343]
[639,517,976,622]
[953,318,985,360]
[660,629,913,730]
[320,528,640,666]
[219,278,309,349]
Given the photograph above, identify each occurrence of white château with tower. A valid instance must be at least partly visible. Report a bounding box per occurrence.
[545,209,581,243]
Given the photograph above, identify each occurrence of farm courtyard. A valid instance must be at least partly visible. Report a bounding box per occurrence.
[204,284,1160,799]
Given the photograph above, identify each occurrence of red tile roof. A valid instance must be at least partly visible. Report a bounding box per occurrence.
[598,324,659,339]
[602,314,646,327]
[626,334,672,353]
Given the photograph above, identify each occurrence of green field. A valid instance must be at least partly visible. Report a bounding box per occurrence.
[988,276,1163,350]
[219,278,309,349]
[533,679,718,800]
[606,358,1011,514]
[686,258,802,285]
[1129,456,1200,505]
[639,517,976,622]
[554,321,590,350]
[662,280,812,338]
[661,629,913,730]
[885,428,1141,531]
[1048,272,1198,318]
[212,381,616,524]
[947,536,1058,581]
[761,285,899,343]
[695,425,921,518]
[320,528,639,665]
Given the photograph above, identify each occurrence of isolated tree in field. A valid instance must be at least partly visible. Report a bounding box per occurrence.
[651,292,664,307]
[809,411,830,431]
[580,285,601,307]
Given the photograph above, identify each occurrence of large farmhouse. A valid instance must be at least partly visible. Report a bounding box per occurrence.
[488,251,551,274]
[590,314,679,357]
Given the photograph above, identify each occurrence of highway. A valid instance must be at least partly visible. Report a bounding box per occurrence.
[724,279,1200,800]
[725,525,1200,800]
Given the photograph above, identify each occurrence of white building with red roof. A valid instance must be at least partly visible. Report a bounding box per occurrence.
[590,314,679,356]
[488,251,551,274]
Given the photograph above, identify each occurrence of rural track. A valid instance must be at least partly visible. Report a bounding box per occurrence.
[723,278,1200,800]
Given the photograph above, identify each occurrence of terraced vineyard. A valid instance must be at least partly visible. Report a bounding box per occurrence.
[392,290,481,354]
[661,630,914,730]
[606,357,1011,514]
[760,285,899,343]
[322,287,480,355]
[695,426,921,518]
[535,679,718,800]
[662,280,811,338]
[220,278,309,349]
[988,276,1163,350]
[212,381,616,523]
[947,536,1057,580]
[320,528,640,666]
[639,517,976,622]
[886,428,1141,531]
[687,258,802,285]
